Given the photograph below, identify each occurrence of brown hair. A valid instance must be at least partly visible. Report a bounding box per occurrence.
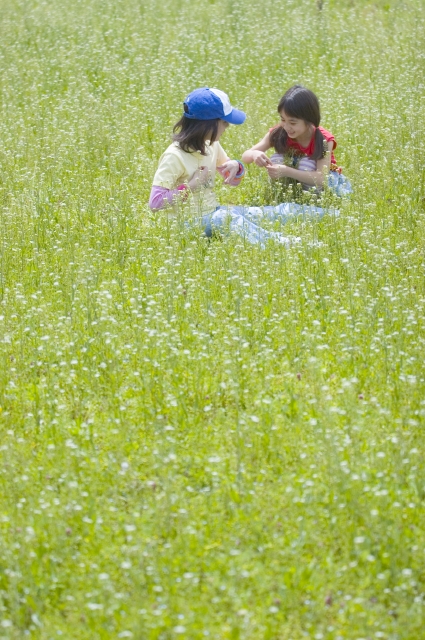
[173,106,220,155]
[269,85,325,160]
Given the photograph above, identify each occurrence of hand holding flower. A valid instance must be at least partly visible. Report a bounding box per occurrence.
[266,164,289,179]
[217,160,240,184]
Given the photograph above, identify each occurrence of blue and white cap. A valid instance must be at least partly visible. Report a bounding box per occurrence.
[183,87,246,125]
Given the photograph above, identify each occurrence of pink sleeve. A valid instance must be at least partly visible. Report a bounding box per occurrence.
[149,185,188,211]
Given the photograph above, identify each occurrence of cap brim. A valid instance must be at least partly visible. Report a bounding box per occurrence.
[222,108,246,125]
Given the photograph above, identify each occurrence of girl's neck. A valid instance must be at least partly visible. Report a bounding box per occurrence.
[293,124,315,147]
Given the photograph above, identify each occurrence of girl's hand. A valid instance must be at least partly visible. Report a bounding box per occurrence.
[252,150,272,167]
[266,164,288,179]
[217,160,239,184]
[188,166,210,190]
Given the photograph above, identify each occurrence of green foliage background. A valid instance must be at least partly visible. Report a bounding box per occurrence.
[0,0,424,638]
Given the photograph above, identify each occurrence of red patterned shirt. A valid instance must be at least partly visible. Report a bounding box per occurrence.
[270,125,338,168]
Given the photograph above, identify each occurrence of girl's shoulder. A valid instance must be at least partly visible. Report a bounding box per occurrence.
[318,126,337,148]
[158,142,182,157]
[168,141,186,154]
[156,143,189,173]
[268,126,279,143]
[160,142,193,163]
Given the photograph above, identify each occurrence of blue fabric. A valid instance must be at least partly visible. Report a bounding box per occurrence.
[196,202,340,247]
[327,171,352,196]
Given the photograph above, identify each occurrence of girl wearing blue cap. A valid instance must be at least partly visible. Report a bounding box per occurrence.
[149,87,299,247]
[150,88,245,214]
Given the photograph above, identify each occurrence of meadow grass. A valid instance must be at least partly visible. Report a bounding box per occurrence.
[0,0,425,638]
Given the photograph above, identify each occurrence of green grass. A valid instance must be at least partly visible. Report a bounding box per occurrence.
[0,0,425,638]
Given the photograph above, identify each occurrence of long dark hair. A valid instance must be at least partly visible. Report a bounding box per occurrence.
[173,105,219,155]
[269,85,325,160]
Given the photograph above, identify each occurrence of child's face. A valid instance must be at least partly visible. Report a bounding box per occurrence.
[279,110,310,140]
[216,119,229,140]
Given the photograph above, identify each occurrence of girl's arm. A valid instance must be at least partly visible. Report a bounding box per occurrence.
[149,166,211,211]
[216,158,245,185]
[149,185,189,211]
[241,132,273,167]
[266,142,334,188]
[214,143,244,186]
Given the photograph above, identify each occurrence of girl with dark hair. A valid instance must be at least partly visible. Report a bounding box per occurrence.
[242,85,352,196]
[149,87,301,247]
[150,88,246,214]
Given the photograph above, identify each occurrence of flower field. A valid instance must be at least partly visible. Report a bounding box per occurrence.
[0,0,424,637]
